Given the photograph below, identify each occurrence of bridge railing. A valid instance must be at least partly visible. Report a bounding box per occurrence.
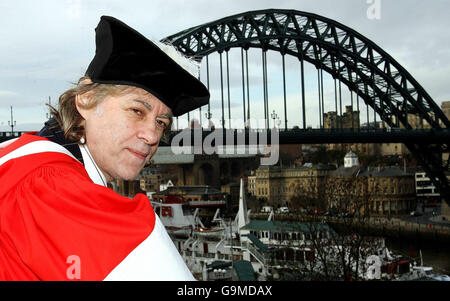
[163,127,450,145]
[0,131,27,138]
[0,131,28,143]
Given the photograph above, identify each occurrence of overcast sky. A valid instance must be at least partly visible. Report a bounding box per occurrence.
[1,0,449,130]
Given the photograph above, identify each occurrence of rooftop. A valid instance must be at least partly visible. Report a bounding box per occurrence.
[243,233,270,252]
[331,166,414,178]
[233,260,256,281]
[256,163,335,171]
[345,150,358,158]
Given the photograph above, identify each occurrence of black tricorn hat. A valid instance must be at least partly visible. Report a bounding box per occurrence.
[85,16,209,117]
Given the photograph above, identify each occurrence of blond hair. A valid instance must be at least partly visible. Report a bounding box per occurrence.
[50,76,172,144]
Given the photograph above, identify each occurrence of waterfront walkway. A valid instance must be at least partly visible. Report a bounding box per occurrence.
[250,211,450,243]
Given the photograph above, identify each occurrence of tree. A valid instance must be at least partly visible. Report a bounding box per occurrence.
[308,175,381,280]
[289,171,329,211]
[270,175,385,281]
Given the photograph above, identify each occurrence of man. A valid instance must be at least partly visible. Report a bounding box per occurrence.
[0,16,209,280]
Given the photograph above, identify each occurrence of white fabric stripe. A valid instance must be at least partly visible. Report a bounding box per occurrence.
[0,138,18,150]
[79,144,107,187]
[0,140,77,167]
[104,214,196,281]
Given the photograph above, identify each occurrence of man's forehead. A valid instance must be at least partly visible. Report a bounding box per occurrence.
[123,86,173,116]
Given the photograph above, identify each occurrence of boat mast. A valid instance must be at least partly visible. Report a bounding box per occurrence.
[230,217,233,268]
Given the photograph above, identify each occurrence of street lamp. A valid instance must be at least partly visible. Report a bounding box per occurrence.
[8,106,16,135]
[205,112,213,130]
[271,110,278,128]
[45,96,52,120]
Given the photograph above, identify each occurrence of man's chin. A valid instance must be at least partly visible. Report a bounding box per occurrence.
[113,170,141,182]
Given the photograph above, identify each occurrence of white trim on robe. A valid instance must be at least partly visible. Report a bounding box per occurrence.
[79,143,108,187]
[0,140,76,166]
[104,214,196,281]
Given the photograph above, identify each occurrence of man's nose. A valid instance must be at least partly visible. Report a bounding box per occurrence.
[137,122,160,145]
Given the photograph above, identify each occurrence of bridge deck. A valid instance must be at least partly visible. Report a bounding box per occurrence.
[2,129,449,145]
[164,128,450,145]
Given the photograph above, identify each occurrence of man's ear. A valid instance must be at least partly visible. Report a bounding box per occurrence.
[75,93,91,121]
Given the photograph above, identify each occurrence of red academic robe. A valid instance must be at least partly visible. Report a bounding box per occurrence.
[0,133,194,281]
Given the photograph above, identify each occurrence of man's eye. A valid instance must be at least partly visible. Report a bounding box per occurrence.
[157,119,167,128]
[132,108,142,115]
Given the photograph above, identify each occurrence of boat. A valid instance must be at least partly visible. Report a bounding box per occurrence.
[193,227,225,238]
[165,226,193,237]
[392,250,450,281]
[151,178,438,281]
[150,195,196,238]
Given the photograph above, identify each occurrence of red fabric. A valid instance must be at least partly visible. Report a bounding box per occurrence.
[0,134,155,280]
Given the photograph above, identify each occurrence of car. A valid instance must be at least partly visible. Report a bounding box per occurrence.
[261,206,273,213]
[277,207,289,214]
[410,211,423,217]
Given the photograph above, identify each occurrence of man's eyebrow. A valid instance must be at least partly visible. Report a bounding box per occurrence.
[132,99,152,111]
[132,99,173,119]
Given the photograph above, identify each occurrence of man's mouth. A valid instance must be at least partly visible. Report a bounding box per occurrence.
[127,148,149,160]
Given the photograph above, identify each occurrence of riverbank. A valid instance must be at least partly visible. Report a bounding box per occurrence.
[328,216,450,245]
[249,213,450,245]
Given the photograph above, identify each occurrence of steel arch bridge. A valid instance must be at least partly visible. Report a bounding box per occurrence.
[162,9,450,205]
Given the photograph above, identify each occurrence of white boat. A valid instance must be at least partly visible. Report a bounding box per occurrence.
[151,198,196,237]
[165,226,193,237]
[152,178,427,281]
[392,250,450,281]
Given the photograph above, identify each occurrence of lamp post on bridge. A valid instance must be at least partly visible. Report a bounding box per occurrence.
[8,106,16,135]
[271,110,278,129]
[205,112,213,130]
[45,96,51,120]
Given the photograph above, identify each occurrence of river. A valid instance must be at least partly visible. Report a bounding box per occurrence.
[385,237,450,275]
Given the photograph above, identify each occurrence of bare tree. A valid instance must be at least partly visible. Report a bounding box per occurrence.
[271,175,384,281]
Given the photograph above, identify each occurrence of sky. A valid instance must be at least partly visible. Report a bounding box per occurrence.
[1,0,449,131]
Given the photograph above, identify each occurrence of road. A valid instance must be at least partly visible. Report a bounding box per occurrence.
[397,206,450,229]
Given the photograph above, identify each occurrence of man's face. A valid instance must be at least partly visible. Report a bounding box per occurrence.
[77,86,172,182]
